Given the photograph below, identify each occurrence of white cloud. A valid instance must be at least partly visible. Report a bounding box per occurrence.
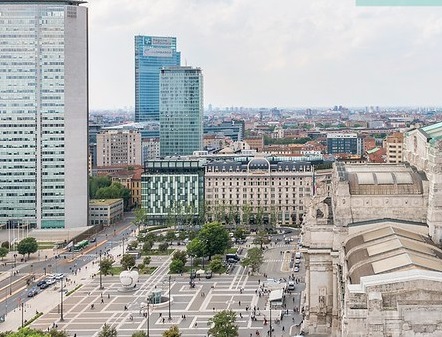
[87,0,442,109]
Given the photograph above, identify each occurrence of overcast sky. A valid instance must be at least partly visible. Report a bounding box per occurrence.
[87,0,442,110]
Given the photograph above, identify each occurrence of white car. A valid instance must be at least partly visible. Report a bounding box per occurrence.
[45,278,56,285]
[294,266,300,272]
[54,273,64,280]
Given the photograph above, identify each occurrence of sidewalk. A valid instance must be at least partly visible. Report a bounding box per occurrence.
[0,251,101,332]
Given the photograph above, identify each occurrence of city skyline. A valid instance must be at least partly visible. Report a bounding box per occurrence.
[88,0,442,110]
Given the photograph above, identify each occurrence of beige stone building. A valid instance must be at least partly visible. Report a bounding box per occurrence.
[384,132,404,164]
[205,157,332,228]
[302,121,442,337]
[96,130,141,167]
[89,198,124,226]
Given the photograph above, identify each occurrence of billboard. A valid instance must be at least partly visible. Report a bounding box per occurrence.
[143,36,174,48]
[143,47,173,58]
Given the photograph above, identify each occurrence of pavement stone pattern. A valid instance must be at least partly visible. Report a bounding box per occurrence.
[1,240,305,337]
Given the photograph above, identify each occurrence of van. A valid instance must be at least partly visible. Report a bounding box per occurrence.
[287,281,295,291]
[225,253,240,262]
[295,252,301,259]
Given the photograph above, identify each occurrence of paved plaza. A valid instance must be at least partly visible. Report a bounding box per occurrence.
[1,239,304,337]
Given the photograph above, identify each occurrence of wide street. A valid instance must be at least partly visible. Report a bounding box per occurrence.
[0,227,305,337]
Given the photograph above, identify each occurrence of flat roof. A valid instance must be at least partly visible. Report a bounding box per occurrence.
[90,199,123,206]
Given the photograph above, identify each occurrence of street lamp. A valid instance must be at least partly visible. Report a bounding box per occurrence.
[269,301,272,337]
[60,276,64,321]
[168,275,171,320]
[141,299,150,337]
[99,250,103,290]
[9,265,13,295]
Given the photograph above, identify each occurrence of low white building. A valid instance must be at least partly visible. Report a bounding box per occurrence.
[89,199,124,226]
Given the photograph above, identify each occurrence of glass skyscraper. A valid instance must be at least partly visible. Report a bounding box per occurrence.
[0,0,88,229]
[134,35,181,122]
[159,66,203,156]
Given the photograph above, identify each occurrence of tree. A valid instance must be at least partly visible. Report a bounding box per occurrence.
[209,255,225,274]
[142,241,153,253]
[186,238,205,258]
[131,332,147,337]
[253,230,269,249]
[208,310,238,337]
[120,254,136,270]
[143,256,151,266]
[165,230,176,243]
[95,182,131,211]
[48,330,69,337]
[162,325,181,337]
[100,257,114,276]
[169,259,184,273]
[0,247,8,260]
[172,250,187,265]
[158,242,169,252]
[127,240,138,251]
[89,175,112,198]
[240,247,264,273]
[133,207,147,230]
[98,324,117,337]
[197,222,229,260]
[233,228,246,242]
[17,237,38,257]
[1,241,10,249]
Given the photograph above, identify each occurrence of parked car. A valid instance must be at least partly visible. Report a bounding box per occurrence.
[54,273,64,280]
[40,282,49,289]
[27,288,38,297]
[36,280,46,287]
[45,278,56,285]
[294,266,300,272]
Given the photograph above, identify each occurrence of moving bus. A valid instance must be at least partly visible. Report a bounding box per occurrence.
[73,240,89,252]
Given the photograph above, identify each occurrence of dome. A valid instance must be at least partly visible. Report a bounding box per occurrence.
[248,157,270,171]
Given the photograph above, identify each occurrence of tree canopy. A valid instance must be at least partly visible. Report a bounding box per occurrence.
[240,247,264,273]
[17,237,38,257]
[0,246,8,260]
[95,182,131,210]
[162,325,181,337]
[120,254,136,270]
[99,257,114,276]
[194,222,230,260]
[0,328,68,337]
[208,310,238,337]
[98,324,117,337]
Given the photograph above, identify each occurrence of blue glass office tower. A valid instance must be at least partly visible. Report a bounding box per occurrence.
[135,35,181,122]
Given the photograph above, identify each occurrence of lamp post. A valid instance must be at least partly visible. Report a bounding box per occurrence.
[168,275,171,320]
[269,301,272,337]
[141,299,150,337]
[99,250,103,290]
[9,265,13,295]
[60,276,64,321]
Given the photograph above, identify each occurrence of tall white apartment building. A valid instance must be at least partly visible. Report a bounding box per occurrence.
[0,0,89,229]
[97,130,142,167]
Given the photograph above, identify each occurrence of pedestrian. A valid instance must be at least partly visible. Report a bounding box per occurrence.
[239,301,241,306]
[101,298,104,304]
[194,322,197,327]
[124,305,128,310]
[162,318,165,323]
[159,313,162,317]
[108,293,110,299]
[282,326,285,331]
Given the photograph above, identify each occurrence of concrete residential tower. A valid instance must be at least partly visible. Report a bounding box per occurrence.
[0,0,89,229]
[134,35,181,122]
[159,66,203,156]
